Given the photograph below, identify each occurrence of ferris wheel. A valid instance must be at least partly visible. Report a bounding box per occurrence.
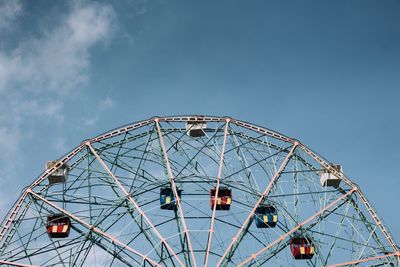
[0,115,398,266]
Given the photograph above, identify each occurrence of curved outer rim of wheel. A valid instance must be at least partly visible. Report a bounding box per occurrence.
[0,115,398,266]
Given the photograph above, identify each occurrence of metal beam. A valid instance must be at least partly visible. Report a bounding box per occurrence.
[0,260,39,267]
[26,189,161,267]
[326,251,400,267]
[87,142,185,267]
[237,187,357,266]
[204,119,230,267]
[217,142,298,267]
[155,119,198,267]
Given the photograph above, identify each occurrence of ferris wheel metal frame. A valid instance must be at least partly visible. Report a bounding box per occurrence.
[0,115,398,267]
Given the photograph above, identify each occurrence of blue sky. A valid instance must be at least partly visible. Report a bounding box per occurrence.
[0,0,399,243]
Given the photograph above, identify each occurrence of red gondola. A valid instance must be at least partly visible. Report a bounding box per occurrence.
[47,214,71,238]
[210,187,232,210]
[290,236,315,259]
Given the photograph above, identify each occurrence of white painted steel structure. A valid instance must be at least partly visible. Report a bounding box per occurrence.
[0,115,398,266]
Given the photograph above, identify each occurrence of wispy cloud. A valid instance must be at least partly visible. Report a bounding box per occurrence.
[82,96,117,127]
[0,0,116,150]
[0,0,22,31]
[83,115,100,127]
[0,1,115,93]
[100,96,116,109]
[0,0,116,216]
[52,136,68,154]
[0,126,21,160]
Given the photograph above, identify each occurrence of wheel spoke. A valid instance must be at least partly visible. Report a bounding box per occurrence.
[0,116,397,266]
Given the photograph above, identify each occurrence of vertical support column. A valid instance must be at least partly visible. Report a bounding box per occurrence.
[204,119,230,267]
[155,118,198,267]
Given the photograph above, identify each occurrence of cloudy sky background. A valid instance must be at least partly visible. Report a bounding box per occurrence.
[0,0,399,242]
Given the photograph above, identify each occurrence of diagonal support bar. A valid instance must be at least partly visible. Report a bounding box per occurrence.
[217,142,298,267]
[237,187,357,266]
[326,251,400,267]
[0,143,87,248]
[26,189,161,267]
[87,142,185,267]
[0,261,39,267]
[298,144,399,253]
[155,119,198,267]
[204,119,230,267]
[0,192,29,245]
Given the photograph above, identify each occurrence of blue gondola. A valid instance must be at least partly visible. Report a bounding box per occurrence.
[254,204,278,228]
[160,187,182,210]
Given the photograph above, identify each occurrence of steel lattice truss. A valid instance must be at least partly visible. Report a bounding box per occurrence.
[0,116,398,267]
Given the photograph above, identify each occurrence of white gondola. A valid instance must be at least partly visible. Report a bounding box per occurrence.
[186,121,206,137]
[46,161,69,185]
[320,164,342,187]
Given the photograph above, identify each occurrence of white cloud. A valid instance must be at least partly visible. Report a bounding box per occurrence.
[8,97,65,122]
[0,126,20,159]
[0,0,22,31]
[83,115,100,127]
[82,96,116,127]
[52,136,68,154]
[0,52,20,90]
[0,0,116,215]
[0,0,116,147]
[0,96,64,177]
[101,96,116,109]
[0,1,115,93]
